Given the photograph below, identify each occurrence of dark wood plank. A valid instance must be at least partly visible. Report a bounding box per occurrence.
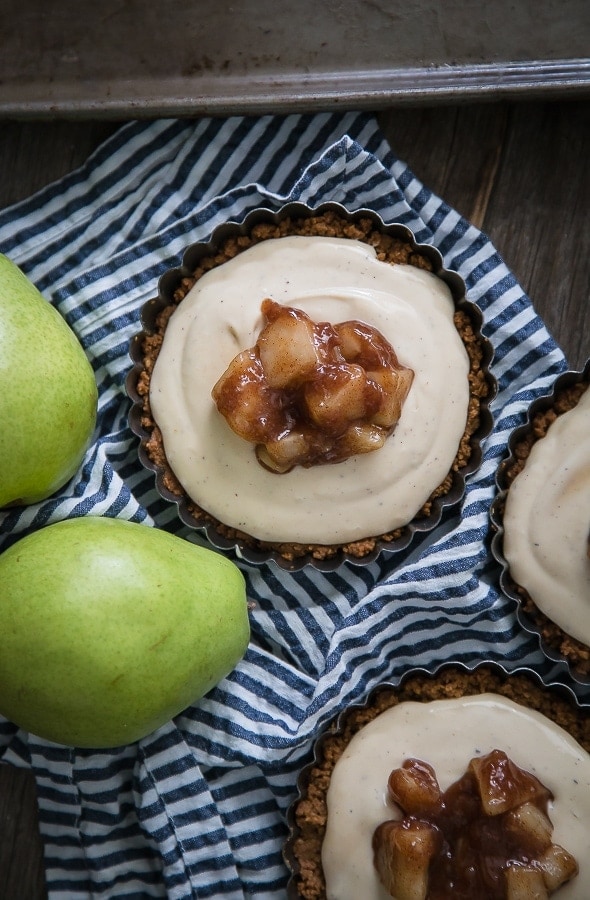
[0,764,46,898]
[481,101,590,370]
[378,100,590,370]
[379,103,511,229]
[0,120,118,209]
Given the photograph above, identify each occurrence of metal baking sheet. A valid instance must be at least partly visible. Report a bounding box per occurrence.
[2,0,590,118]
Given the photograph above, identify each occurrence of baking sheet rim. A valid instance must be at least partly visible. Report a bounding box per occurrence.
[2,57,590,119]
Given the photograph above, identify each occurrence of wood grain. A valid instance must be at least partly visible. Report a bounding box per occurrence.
[0,121,118,210]
[380,103,511,228]
[378,100,590,369]
[0,100,588,898]
[0,764,46,897]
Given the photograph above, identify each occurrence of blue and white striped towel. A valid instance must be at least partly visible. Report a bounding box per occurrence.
[0,111,586,899]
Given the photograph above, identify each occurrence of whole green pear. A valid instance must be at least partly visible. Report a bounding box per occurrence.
[0,254,98,507]
[0,517,250,747]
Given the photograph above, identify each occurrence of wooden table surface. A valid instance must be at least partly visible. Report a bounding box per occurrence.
[0,99,589,898]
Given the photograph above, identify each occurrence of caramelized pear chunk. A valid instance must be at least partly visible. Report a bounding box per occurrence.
[388,759,442,816]
[373,820,441,900]
[469,748,551,817]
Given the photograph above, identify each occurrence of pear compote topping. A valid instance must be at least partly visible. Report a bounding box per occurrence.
[212,298,414,474]
[373,749,578,900]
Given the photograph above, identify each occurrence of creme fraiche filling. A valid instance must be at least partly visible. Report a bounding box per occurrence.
[322,694,590,900]
[503,385,590,647]
[149,235,470,544]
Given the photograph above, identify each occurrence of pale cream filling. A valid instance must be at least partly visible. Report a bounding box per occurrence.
[322,694,590,900]
[150,236,470,544]
[503,386,590,646]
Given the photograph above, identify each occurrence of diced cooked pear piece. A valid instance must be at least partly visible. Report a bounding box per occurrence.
[505,865,549,900]
[304,364,369,430]
[504,802,553,853]
[368,368,414,428]
[334,320,365,360]
[212,348,260,399]
[256,432,311,473]
[388,759,442,816]
[334,320,404,373]
[373,820,440,900]
[340,424,386,456]
[538,844,579,892]
[257,301,321,389]
[212,349,276,442]
[469,750,551,816]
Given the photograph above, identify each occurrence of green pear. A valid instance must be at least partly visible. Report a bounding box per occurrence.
[0,517,250,747]
[0,254,98,507]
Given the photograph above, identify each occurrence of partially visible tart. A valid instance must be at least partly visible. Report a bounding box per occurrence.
[285,665,590,899]
[128,203,495,569]
[492,362,590,682]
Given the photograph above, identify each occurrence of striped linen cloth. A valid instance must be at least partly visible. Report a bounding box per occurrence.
[0,111,586,898]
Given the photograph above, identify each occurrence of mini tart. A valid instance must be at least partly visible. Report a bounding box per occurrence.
[284,664,590,900]
[491,362,590,683]
[128,202,495,570]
